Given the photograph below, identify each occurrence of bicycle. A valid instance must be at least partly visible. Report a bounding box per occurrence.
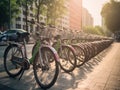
[52,35,77,73]
[3,20,59,89]
[32,28,77,73]
[61,38,86,67]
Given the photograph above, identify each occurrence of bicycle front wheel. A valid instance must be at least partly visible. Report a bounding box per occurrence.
[72,45,86,67]
[58,45,76,73]
[33,47,59,89]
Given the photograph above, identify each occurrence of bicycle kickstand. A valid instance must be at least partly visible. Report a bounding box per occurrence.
[19,69,25,80]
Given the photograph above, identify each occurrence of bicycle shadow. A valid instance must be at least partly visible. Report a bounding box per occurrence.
[0,66,38,90]
[50,46,112,90]
[0,45,112,90]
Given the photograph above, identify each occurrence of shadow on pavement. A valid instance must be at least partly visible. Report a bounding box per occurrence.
[0,45,113,90]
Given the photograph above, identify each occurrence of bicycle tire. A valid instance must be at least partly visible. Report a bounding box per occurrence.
[4,44,23,78]
[33,47,59,89]
[72,44,86,67]
[58,45,76,73]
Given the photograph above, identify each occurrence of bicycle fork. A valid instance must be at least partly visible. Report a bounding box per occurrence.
[38,47,49,71]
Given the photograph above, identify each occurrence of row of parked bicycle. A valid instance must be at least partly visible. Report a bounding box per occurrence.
[51,35,114,73]
[3,20,114,90]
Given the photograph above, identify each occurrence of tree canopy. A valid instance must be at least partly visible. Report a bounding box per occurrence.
[0,0,66,30]
[101,0,120,33]
[83,26,106,36]
[0,0,20,30]
[34,0,66,25]
[45,0,66,25]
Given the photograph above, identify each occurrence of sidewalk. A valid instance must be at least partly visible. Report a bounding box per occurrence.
[0,84,15,90]
[0,42,120,90]
[73,42,120,90]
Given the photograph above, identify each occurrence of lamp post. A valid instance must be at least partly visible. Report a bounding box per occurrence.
[9,0,11,30]
[26,0,28,32]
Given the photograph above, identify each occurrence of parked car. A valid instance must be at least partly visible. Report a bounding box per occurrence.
[0,29,30,43]
[0,31,2,34]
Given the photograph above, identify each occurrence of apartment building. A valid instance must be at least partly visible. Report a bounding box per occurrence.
[69,0,82,31]
[12,6,34,33]
[11,0,83,33]
[11,4,47,33]
[57,0,82,31]
[57,0,70,30]
[82,7,93,28]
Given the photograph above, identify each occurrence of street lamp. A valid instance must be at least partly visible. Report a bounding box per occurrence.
[26,0,28,32]
[9,0,11,30]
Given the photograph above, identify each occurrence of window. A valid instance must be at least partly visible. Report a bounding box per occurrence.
[23,18,26,22]
[16,17,21,21]
[23,25,26,30]
[23,11,26,15]
[16,24,21,29]
[30,25,33,32]
[30,13,33,17]
[30,6,33,10]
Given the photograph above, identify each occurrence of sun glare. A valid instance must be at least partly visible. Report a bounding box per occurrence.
[82,0,109,26]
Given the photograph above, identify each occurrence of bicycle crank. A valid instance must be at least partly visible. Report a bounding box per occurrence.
[12,56,30,70]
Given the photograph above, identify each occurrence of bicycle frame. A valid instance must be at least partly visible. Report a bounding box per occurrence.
[23,39,59,65]
[29,41,40,64]
[54,38,76,53]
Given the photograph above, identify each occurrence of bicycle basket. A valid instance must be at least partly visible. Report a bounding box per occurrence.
[32,26,57,40]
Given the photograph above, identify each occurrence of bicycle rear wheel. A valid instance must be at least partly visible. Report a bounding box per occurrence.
[33,47,59,89]
[58,45,76,73]
[4,44,23,77]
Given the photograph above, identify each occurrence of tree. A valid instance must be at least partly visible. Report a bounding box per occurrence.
[101,0,120,33]
[83,26,96,34]
[45,0,66,25]
[83,26,106,36]
[0,0,34,31]
[17,0,34,31]
[34,0,66,25]
[94,26,106,36]
[0,0,20,31]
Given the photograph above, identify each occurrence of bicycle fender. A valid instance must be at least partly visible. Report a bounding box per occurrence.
[62,45,77,54]
[42,45,60,62]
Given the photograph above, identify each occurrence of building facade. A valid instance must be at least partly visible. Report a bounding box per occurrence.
[57,0,82,31]
[82,7,93,28]
[11,5,36,33]
[11,0,83,33]
[57,0,70,30]
[69,0,82,31]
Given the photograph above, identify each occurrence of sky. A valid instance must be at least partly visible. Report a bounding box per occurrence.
[82,0,110,26]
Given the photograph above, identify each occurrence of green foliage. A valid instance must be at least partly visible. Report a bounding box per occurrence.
[0,0,20,30]
[0,0,9,28]
[94,26,106,36]
[34,0,66,25]
[83,26,106,36]
[101,0,120,33]
[45,0,66,25]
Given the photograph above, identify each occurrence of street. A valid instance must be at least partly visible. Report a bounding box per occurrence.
[0,42,120,90]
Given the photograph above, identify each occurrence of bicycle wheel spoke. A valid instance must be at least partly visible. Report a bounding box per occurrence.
[33,47,59,89]
[59,46,76,72]
[4,45,23,77]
